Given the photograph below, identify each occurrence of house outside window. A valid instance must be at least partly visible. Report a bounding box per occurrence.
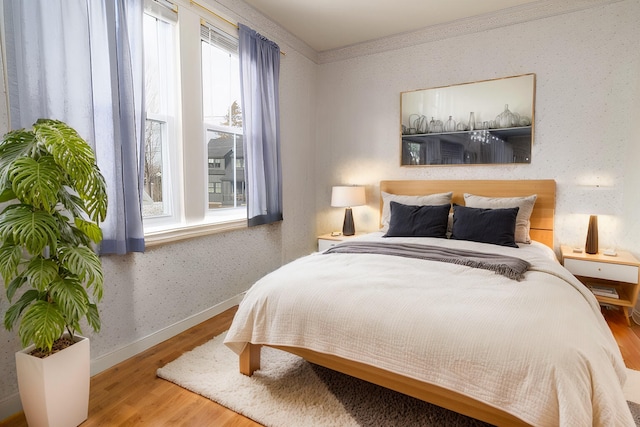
[206,130,245,209]
[202,22,246,218]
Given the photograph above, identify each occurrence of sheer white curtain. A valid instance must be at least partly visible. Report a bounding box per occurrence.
[3,0,145,254]
[238,23,283,227]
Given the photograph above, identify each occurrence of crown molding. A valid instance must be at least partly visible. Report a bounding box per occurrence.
[189,0,624,65]
[318,0,625,64]
[203,0,318,62]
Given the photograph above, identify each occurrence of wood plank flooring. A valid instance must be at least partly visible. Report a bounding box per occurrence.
[2,306,640,426]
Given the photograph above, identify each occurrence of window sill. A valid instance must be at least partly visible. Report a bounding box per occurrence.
[144,219,246,247]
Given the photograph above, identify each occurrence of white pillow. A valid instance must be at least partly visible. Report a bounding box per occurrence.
[380,191,452,231]
[463,193,537,243]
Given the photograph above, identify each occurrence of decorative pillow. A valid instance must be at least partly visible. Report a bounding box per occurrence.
[381,191,453,231]
[463,193,537,243]
[384,202,451,238]
[451,204,519,248]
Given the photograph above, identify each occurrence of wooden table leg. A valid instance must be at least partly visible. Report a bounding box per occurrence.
[239,343,261,376]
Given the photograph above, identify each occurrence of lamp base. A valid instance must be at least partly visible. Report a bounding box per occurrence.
[585,215,598,255]
[342,207,355,236]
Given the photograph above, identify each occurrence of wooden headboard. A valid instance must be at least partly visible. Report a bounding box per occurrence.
[380,180,556,249]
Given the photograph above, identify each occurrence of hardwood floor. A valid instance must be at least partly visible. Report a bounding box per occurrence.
[605,307,640,370]
[2,305,640,426]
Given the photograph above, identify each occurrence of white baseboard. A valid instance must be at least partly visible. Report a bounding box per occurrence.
[0,294,244,422]
[89,293,244,375]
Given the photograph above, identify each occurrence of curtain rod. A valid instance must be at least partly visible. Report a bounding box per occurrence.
[190,0,286,56]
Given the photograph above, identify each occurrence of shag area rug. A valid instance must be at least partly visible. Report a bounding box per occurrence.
[157,333,640,427]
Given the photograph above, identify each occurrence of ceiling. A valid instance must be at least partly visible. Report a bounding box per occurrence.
[242,0,542,52]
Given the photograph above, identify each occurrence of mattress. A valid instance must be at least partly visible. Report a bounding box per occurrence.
[225,233,633,426]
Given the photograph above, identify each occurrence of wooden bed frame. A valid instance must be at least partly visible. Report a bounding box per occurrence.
[239,179,556,427]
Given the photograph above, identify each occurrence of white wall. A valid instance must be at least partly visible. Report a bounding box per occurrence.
[315,1,640,262]
[0,0,318,417]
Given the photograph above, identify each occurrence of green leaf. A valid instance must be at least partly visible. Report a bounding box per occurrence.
[6,275,27,301]
[86,303,101,333]
[53,212,90,247]
[0,130,39,186]
[24,257,59,292]
[0,206,60,254]
[49,276,90,325]
[82,170,108,223]
[4,289,39,331]
[58,245,103,301]
[0,242,23,284]
[56,190,86,219]
[33,120,103,200]
[18,300,66,351]
[0,187,16,203]
[74,218,103,244]
[9,156,64,212]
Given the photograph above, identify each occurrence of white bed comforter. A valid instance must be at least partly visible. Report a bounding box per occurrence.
[225,233,634,426]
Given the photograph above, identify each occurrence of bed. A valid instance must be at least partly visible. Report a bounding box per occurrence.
[224,180,633,426]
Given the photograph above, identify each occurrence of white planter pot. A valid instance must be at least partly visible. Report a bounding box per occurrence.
[15,334,90,427]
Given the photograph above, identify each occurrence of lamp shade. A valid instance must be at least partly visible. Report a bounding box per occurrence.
[331,186,365,208]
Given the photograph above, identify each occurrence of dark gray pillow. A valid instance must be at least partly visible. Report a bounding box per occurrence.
[451,204,519,248]
[384,202,450,238]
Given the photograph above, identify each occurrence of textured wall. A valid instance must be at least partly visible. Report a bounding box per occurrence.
[315,1,640,259]
[89,224,284,355]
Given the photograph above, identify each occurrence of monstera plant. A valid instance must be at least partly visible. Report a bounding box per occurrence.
[0,119,107,356]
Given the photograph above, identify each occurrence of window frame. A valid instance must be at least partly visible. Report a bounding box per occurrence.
[142,4,182,231]
[142,1,248,242]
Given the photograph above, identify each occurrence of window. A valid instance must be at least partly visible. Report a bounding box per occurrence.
[201,23,246,219]
[209,158,223,169]
[143,119,166,214]
[209,182,222,194]
[141,1,246,237]
[142,6,178,223]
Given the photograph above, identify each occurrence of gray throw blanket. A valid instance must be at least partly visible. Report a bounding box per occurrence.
[323,242,530,281]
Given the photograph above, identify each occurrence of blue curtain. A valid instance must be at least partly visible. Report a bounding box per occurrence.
[3,0,145,254]
[238,24,283,227]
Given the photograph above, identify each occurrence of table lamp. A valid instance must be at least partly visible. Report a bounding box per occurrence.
[585,214,599,254]
[331,186,366,236]
[574,183,616,255]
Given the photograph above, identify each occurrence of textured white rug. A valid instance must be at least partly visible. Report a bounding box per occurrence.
[157,332,640,427]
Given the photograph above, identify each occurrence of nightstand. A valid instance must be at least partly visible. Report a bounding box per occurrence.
[561,245,640,325]
[317,233,362,251]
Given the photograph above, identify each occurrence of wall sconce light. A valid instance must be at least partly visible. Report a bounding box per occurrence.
[331,186,366,236]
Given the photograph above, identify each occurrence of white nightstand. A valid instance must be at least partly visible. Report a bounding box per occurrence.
[317,233,362,251]
[561,245,640,325]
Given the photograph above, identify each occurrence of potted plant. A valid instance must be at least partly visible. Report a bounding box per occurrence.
[0,119,107,427]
